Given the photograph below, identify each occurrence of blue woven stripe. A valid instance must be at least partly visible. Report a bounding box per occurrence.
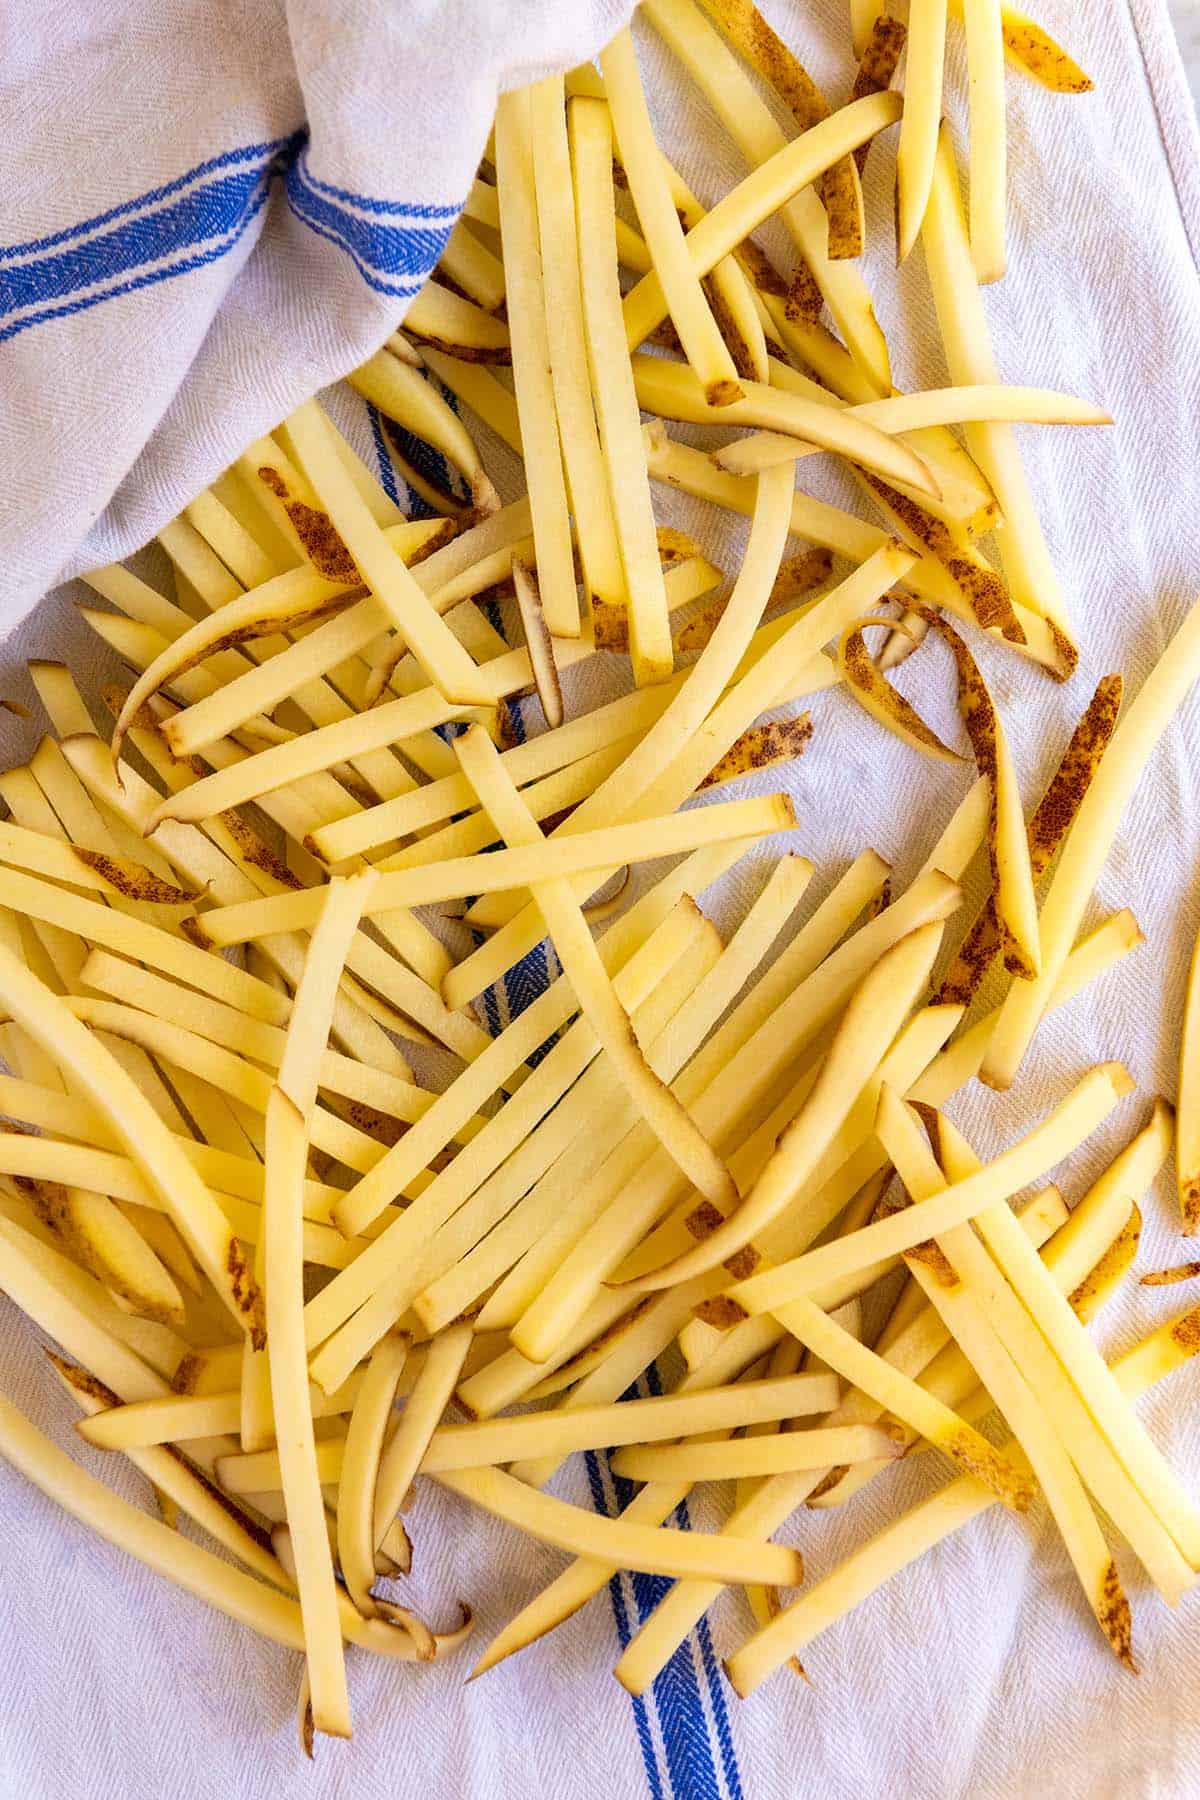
[286,164,452,284]
[285,189,431,298]
[0,134,301,263]
[0,155,289,318]
[366,402,403,507]
[0,180,274,346]
[298,154,462,219]
[585,1451,665,1800]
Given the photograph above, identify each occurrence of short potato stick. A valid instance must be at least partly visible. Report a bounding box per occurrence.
[985,598,1200,1088]
[610,1425,902,1483]
[373,1323,473,1551]
[494,89,580,637]
[570,94,673,684]
[402,278,512,360]
[602,29,742,405]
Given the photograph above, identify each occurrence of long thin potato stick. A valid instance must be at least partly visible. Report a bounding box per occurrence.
[602,30,742,405]
[1181,923,1200,1233]
[435,1465,802,1586]
[528,75,625,606]
[610,1426,902,1483]
[897,0,948,261]
[196,793,791,945]
[922,126,1074,650]
[571,95,672,683]
[263,876,370,1737]
[963,0,1007,281]
[494,88,580,637]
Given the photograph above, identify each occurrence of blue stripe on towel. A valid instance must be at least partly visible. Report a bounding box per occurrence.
[0,135,301,263]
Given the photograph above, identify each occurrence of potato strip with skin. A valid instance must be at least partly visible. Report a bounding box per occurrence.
[985,598,1200,1088]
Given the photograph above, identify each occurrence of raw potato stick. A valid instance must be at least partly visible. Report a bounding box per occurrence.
[570,94,673,683]
[494,88,581,637]
[601,29,743,405]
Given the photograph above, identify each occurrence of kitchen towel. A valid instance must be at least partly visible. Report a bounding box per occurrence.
[0,0,633,627]
[3,3,1200,1798]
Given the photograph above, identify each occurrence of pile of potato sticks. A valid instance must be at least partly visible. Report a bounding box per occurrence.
[2,0,1199,1755]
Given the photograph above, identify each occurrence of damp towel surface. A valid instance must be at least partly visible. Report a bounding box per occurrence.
[2,3,1200,1797]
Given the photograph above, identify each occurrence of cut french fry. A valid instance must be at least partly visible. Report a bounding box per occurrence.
[963,0,1007,281]
[1180,920,1200,1233]
[494,88,581,638]
[643,0,892,388]
[602,29,743,405]
[631,356,939,497]
[570,94,673,683]
[262,876,370,1738]
[610,1425,902,1483]
[403,279,512,360]
[985,599,1200,1088]
[528,74,625,606]
[922,125,1075,651]
[727,1063,1133,1314]
[622,919,946,1290]
[896,0,948,261]
[193,791,792,945]
[373,1323,473,1550]
[436,1464,803,1586]
[335,1331,411,1617]
[935,674,1123,1006]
